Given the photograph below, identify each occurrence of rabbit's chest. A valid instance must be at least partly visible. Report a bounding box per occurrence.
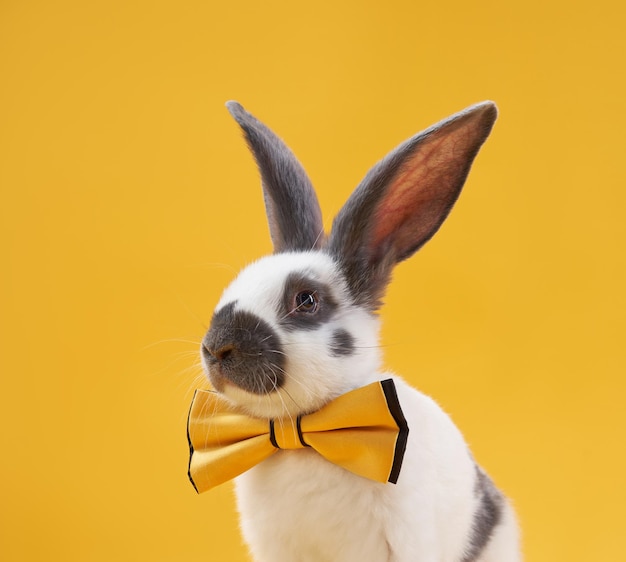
[235,449,393,560]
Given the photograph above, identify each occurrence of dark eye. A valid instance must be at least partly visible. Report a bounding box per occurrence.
[294,291,319,313]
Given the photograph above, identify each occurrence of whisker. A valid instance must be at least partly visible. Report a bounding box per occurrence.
[197,261,239,275]
[266,360,327,405]
[310,227,325,251]
[140,337,203,351]
[266,371,296,430]
[277,342,388,350]
[170,289,210,331]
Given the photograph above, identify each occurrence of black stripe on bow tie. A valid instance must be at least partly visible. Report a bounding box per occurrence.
[381,379,409,484]
[269,417,309,449]
[187,390,200,494]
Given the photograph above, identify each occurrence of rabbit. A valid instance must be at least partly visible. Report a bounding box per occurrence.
[198,100,521,562]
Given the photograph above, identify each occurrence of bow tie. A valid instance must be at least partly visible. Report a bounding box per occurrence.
[187,379,409,493]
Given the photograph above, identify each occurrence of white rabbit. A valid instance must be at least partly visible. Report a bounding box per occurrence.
[197,101,521,562]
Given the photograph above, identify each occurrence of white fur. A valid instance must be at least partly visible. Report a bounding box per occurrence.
[205,252,521,562]
[236,377,520,562]
[211,252,382,419]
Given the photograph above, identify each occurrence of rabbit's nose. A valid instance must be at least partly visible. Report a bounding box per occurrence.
[203,343,236,364]
[213,344,235,362]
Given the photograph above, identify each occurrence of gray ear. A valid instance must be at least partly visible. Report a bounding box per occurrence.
[226,102,324,253]
[328,102,498,310]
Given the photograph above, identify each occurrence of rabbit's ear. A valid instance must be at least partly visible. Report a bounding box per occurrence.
[328,102,497,309]
[227,102,324,253]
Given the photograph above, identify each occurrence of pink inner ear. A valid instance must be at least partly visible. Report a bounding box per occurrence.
[369,112,490,261]
[371,135,457,256]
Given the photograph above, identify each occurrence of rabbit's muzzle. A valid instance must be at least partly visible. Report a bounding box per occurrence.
[201,301,286,395]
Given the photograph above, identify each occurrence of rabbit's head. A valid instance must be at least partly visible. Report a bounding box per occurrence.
[201,101,497,419]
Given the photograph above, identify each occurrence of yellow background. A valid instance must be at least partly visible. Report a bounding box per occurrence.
[1,1,624,560]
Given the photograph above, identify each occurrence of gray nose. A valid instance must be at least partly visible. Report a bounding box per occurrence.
[201,302,286,395]
[203,343,235,363]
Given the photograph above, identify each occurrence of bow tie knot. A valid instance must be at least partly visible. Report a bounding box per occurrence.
[270,418,308,450]
[187,379,409,493]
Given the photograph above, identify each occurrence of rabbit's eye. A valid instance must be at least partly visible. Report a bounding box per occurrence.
[294,291,319,313]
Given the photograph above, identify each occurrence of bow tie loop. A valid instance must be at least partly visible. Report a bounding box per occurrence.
[187,379,409,493]
[270,418,309,450]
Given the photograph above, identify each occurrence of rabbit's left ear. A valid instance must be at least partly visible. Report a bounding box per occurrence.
[328,102,498,309]
[227,102,324,253]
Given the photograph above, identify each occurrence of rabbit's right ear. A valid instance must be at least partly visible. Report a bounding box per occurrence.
[328,102,498,310]
[227,102,324,253]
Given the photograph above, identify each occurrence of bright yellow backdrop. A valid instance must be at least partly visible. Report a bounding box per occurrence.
[1,1,624,560]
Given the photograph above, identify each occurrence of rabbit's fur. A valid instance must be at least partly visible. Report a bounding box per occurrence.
[200,101,521,562]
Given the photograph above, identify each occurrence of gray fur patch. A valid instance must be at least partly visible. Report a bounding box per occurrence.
[279,272,339,331]
[329,329,355,357]
[202,301,286,394]
[461,465,504,562]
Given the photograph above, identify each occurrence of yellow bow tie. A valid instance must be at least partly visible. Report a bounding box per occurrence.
[187,379,409,493]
